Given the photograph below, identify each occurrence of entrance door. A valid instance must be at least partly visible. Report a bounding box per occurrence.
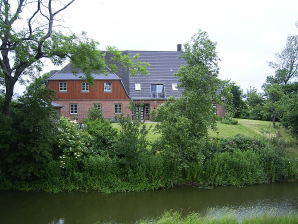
[133,103,150,121]
[135,104,144,121]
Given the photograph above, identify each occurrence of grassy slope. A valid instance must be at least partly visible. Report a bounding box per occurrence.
[112,119,298,157]
[113,119,294,141]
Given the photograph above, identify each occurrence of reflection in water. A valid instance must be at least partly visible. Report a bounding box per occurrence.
[0,182,297,224]
[50,219,64,224]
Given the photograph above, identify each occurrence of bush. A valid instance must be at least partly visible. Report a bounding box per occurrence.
[56,117,90,168]
[84,118,117,155]
[216,135,266,153]
[113,116,149,168]
[221,117,238,125]
[205,150,265,186]
[0,76,58,181]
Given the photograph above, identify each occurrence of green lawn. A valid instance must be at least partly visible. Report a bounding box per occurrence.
[113,119,295,142]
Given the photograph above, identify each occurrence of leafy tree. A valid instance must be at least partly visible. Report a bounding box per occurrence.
[282,92,298,137]
[0,74,58,180]
[113,116,149,168]
[244,87,264,120]
[0,0,148,115]
[155,30,220,170]
[266,35,298,85]
[220,80,245,118]
[263,84,285,127]
[84,118,118,155]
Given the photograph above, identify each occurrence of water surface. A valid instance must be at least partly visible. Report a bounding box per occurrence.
[0,182,297,224]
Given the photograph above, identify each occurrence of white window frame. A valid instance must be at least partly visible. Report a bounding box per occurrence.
[59,82,67,92]
[114,103,122,114]
[172,83,178,91]
[70,104,78,115]
[81,82,89,92]
[104,82,112,92]
[135,83,141,91]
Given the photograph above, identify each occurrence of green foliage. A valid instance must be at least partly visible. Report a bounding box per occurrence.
[282,92,298,137]
[0,75,58,181]
[221,117,238,125]
[205,150,265,186]
[267,35,298,86]
[263,84,286,126]
[87,106,103,120]
[0,1,149,114]
[84,118,117,154]
[113,116,149,168]
[216,135,266,152]
[220,80,246,118]
[155,30,220,169]
[56,117,90,168]
[244,88,265,120]
[138,211,298,224]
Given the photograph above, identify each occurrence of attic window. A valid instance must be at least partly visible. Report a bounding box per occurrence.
[135,83,141,91]
[81,82,89,92]
[172,83,178,91]
[104,82,112,92]
[59,82,67,92]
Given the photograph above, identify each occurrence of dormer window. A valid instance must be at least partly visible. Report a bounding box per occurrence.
[151,84,165,98]
[59,82,67,92]
[104,82,112,92]
[81,82,89,92]
[135,83,141,91]
[172,83,178,90]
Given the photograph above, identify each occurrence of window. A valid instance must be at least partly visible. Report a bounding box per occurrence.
[94,103,102,111]
[59,82,67,92]
[135,83,141,91]
[151,84,165,98]
[70,104,78,114]
[104,82,112,92]
[81,82,89,92]
[212,104,217,114]
[114,103,122,114]
[172,83,178,90]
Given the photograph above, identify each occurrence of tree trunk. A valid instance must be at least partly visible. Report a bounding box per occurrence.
[272,114,276,128]
[2,76,15,115]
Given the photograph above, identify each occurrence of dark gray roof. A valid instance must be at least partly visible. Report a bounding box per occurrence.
[48,63,120,80]
[127,51,185,99]
[49,50,185,99]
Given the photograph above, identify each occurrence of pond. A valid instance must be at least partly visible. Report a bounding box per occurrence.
[0,182,297,224]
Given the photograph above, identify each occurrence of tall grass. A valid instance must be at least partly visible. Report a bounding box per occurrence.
[138,211,298,224]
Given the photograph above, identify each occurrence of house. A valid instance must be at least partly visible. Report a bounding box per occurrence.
[47,45,225,120]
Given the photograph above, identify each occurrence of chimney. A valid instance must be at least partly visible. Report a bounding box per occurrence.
[177,44,182,52]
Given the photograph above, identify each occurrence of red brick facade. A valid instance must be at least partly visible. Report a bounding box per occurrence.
[53,100,131,121]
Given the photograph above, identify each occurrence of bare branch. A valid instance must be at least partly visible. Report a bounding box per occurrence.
[53,0,75,16]
[8,0,26,25]
[27,0,41,38]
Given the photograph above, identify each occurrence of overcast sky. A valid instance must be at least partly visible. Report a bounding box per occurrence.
[15,0,298,94]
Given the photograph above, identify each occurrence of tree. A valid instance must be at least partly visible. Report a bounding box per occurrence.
[0,74,58,180]
[155,30,220,170]
[220,80,245,118]
[263,84,285,127]
[267,35,298,85]
[244,87,264,120]
[0,0,148,115]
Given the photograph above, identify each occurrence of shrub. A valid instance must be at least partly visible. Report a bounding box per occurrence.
[113,116,149,168]
[216,135,266,153]
[56,117,90,168]
[205,150,265,186]
[0,76,58,181]
[84,118,118,155]
[221,117,238,125]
